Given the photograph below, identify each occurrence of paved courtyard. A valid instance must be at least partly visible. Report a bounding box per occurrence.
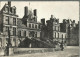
[0,46,79,57]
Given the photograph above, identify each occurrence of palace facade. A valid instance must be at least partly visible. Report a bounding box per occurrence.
[0,1,79,48]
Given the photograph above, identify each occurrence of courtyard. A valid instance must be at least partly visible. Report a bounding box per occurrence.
[0,46,79,57]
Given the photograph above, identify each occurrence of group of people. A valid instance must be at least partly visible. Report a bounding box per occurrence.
[55,41,65,51]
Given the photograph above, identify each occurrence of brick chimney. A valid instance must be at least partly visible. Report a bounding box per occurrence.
[63,19,66,23]
[24,6,28,16]
[73,20,75,23]
[8,1,11,7]
[51,15,53,19]
[41,18,45,25]
[34,9,37,16]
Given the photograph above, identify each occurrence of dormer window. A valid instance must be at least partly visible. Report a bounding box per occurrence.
[5,7,9,12]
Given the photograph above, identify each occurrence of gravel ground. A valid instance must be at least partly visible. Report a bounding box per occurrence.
[0,46,79,57]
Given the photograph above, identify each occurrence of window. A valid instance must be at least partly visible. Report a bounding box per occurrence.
[58,33,59,38]
[18,31,21,36]
[35,25,37,29]
[6,16,9,25]
[5,7,9,12]
[29,31,35,37]
[13,28,16,36]
[32,24,34,28]
[6,27,9,33]
[13,18,16,25]
[35,32,37,37]
[38,25,40,29]
[55,32,56,38]
[24,31,26,37]
[29,24,31,28]
[62,34,63,42]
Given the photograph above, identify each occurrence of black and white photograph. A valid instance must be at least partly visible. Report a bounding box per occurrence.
[0,1,79,57]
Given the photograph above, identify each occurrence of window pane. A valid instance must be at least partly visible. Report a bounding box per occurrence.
[35,25,37,29]
[6,16,9,24]
[13,28,16,36]
[29,24,31,28]
[24,31,26,37]
[32,24,34,28]
[13,18,16,25]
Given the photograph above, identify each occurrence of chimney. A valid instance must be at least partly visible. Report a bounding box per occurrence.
[73,20,75,23]
[34,9,37,16]
[63,19,66,23]
[41,18,45,25]
[24,6,28,16]
[8,1,11,7]
[57,19,59,23]
[51,15,53,19]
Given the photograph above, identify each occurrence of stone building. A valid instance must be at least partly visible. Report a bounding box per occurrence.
[0,2,18,47]
[0,1,79,48]
[60,19,79,46]
[17,6,41,47]
[41,15,67,44]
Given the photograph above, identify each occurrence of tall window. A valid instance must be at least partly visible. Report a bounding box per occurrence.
[35,32,37,37]
[29,31,34,37]
[6,27,9,35]
[38,25,40,29]
[6,27,8,31]
[18,31,21,36]
[6,16,9,25]
[29,24,31,28]
[24,31,26,37]
[35,25,37,29]
[13,18,16,25]
[5,7,9,12]
[62,34,63,41]
[13,28,16,36]
[32,24,34,28]
[58,33,59,38]
[55,32,56,38]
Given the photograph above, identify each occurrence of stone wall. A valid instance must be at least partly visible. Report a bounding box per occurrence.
[14,48,55,54]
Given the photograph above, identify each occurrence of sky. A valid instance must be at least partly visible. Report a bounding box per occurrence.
[0,1,79,23]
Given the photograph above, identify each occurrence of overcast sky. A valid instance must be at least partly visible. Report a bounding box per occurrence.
[0,1,79,23]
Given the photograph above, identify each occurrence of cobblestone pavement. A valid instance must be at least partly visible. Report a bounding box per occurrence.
[0,46,79,57]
